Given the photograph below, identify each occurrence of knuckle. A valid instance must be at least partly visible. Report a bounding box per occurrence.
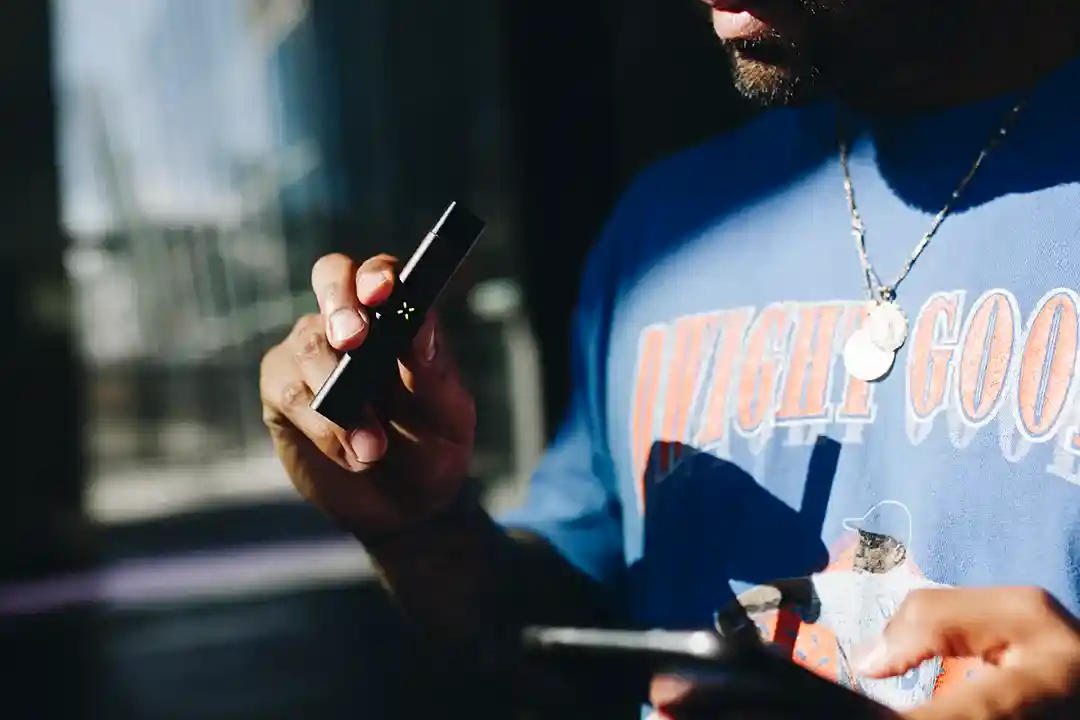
[280,381,311,410]
[290,313,322,338]
[295,329,330,361]
[1019,586,1055,608]
[261,402,278,427]
[1013,586,1059,620]
[259,343,292,403]
[261,402,289,432]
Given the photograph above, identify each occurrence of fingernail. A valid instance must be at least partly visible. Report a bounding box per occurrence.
[422,325,437,362]
[356,271,390,301]
[329,308,364,344]
[851,636,890,675]
[348,428,386,464]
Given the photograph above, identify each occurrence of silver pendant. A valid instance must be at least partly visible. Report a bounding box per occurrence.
[843,327,896,382]
[866,301,909,352]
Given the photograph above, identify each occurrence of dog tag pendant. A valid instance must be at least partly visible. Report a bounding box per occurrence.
[866,301,909,352]
[843,327,896,382]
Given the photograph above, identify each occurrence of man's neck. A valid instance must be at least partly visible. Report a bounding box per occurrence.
[838,6,1080,115]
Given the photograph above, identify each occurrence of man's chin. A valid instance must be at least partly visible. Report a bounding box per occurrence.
[728,52,821,107]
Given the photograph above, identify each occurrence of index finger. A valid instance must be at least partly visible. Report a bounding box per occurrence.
[854,587,1070,679]
[260,338,361,471]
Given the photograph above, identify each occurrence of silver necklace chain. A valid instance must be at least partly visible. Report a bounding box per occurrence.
[837,98,1029,304]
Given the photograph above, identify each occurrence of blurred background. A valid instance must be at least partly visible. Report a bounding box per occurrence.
[0,0,747,717]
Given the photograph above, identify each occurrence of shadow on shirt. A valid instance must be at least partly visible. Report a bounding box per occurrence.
[631,436,841,631]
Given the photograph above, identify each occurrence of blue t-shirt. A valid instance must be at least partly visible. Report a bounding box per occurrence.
[503,60,1080,710]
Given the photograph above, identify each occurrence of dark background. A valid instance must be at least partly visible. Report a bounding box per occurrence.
[0,0,747,717]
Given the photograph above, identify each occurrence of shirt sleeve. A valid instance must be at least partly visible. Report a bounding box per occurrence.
[497,188,644,588]
[499,387,624,586]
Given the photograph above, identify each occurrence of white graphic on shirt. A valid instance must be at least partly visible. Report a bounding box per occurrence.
[809,501,945,710]
[713,500,978,712]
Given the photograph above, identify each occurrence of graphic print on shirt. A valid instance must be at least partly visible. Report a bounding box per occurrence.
[713,500,981,710]
[628,287,1080,511]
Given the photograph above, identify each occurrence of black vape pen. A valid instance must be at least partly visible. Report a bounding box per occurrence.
[310,202,486,429]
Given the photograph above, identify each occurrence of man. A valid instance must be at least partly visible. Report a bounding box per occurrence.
[259,0,1080,717]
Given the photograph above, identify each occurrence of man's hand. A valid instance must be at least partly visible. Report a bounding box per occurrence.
[259,253,622,716]
[853,587,1080,720]
[259,252,476,536]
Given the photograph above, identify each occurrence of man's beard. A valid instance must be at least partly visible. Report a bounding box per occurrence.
[724,35,825,107]
[716,0,985,108]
